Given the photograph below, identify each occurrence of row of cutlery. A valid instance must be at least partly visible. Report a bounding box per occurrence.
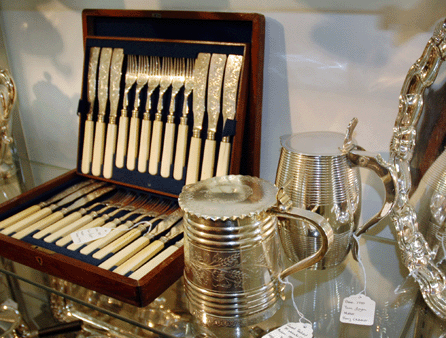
[0,180,184,278]
[81,47,243,185]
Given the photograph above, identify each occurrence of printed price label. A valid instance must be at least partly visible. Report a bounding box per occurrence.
[263,322,313,338]
[340,294,375,326]
[71,227,112,244]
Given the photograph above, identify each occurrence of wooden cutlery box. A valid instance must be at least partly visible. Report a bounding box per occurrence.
[0,9,265,307]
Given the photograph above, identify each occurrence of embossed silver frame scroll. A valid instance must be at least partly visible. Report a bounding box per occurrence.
[390,18,446,319]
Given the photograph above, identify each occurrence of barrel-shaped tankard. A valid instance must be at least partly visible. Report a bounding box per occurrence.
[179,175,334,327]
[275,120,396,269]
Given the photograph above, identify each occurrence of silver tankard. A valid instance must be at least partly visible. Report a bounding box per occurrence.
[275,118,397,269]
[178,175,334,327]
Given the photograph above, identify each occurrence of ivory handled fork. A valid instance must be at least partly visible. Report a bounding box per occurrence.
[137,56,160,173]
[129,238,184,280]
[160,58,185,178]
[94,211,170,263]
[126,55,149,171]
[112,212,183,275]
[148,57,173,175]
[99,209,182,271]
[115,55,137,168]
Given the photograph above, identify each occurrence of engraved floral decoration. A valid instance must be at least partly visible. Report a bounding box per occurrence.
[389,18,446,319]
[186,246,270,290]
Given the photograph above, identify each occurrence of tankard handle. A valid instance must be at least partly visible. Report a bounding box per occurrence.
[273,207,334,279]
[348,149,398,236]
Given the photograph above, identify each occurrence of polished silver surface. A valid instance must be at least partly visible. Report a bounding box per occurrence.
[276,125,397,269]
[390,17,446,320]
[179,175,332,327]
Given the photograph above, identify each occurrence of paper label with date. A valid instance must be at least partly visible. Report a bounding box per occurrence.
[340,294,375,326]
[263,322,313,338]
[71,227,112,244]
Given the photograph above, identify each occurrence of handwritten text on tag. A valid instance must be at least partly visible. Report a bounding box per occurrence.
[71,227,112,244]
[263,322,313,338]
[340,294,375,326]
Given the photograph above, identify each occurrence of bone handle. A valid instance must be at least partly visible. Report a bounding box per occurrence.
[129,244,179,280]
[126,116,140,171]
[55,217,105,247]
[46,214,96,244]
[173,124,188,180]
[91,121,106,176]
[185,136,202,185]
[115,239,163,275]
[99,236,150,270]
[33,211,84,239]
[160,122,176,178]
[115,116,129,168]
[0,205,41,230]
[93,227,141,260]
[2,207,53,235]
[216,140,231,177]
[148,120,164,175]
[81,120,95,174]
[79,220,126,255]
[103,124,117,179]
[137,119,152,173]
[12,211,65,240]
[200,139,216,180]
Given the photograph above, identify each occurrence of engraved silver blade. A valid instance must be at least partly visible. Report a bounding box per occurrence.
[86,47,100,117]
[206,54,227,134]
[192,53,211,131]
[97,48,113,117]
[64,185,115,213]
[145,209,183,239]
[222,55,243,125]
[109,48,124,119]
[55,181,107,207]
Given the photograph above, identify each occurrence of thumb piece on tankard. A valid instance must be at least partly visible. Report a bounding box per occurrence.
[341,117,358,154]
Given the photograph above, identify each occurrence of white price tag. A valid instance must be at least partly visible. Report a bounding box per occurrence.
[263,322,313,338]
[340,294,375,326]
[71,227,112,244]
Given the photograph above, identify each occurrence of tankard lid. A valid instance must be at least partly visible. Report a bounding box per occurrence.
[281,131,347,156]
[178,175,278,221]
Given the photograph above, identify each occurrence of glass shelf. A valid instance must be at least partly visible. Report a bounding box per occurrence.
[1,231,445,337]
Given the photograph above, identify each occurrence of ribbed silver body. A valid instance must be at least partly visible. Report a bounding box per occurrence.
[275,132,361,269]
[183,212,284,327]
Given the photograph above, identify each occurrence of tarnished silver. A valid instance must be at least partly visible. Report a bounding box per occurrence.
[389,18,446,319]
[179,175,333,327]
[275,121,397,269]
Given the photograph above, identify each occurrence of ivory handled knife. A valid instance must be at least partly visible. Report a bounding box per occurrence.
[91,47,113,176]
[0,179,93,230]
[101,210,183,272]
[12,185,115,240]
[200,54,227,180]
[129,237,184,280]
[102,48,124,179]
[81,47,100,174]
[185,53,211,185]
[216,55,243,177]
[1,181,105,236]
[95,212,170,264]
